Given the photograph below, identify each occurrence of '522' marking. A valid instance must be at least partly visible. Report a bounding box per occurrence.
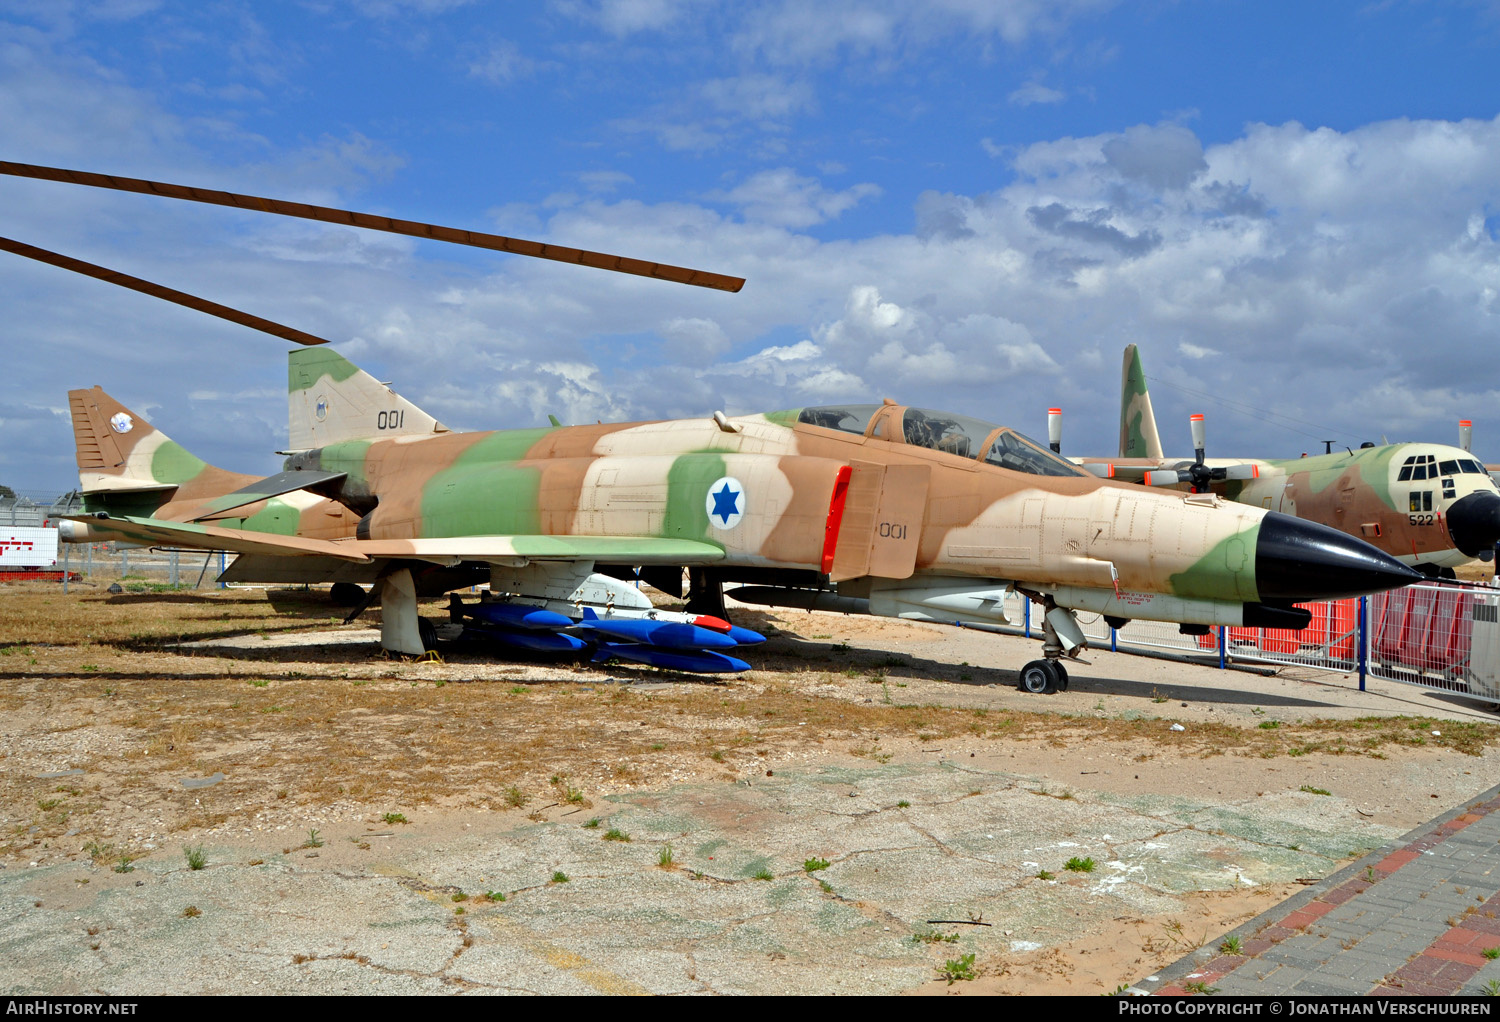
[1408,513,1437,526]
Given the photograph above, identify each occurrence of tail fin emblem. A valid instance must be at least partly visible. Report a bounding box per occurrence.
[315,397,328,421]
[109,412,133,434]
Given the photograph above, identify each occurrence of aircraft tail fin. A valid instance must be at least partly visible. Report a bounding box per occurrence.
[1119,344,1164,459]
[288,348,449,450]
[68,386,251,518]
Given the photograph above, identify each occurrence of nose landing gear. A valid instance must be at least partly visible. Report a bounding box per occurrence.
[1016,595,1085,694]
[1018,658,1069,694]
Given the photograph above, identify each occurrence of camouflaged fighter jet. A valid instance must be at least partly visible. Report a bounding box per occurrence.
[59,347,1423,689]
[1069,345,1500,579]
[6,161,1422,688]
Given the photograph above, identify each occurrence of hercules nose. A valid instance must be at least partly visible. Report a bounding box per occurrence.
[1446,491,1500,557]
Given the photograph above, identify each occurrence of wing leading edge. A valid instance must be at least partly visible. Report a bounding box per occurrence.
[63,513,726,566]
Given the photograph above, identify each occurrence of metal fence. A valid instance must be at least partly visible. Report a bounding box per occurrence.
[0,493,231,589]
[995,582,1500,705]
[53,542,232,590]
[0,493,81,528]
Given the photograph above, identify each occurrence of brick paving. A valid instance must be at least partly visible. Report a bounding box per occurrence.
[1138,784,1500,996]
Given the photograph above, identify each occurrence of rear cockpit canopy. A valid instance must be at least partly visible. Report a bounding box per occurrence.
[794,404,1085,477]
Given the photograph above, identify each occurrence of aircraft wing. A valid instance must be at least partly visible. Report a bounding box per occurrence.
[1073,459,1154,481]
[1073,458,1263,486]
[64,513,725,567]
[60,514,372,561]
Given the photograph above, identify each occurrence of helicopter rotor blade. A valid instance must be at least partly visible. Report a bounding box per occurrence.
[0,235,332,346]
[0,161,746,293]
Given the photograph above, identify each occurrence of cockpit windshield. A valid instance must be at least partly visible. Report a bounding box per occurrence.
[796,404,1086,477]
[980,428,1086,477]
[795,405,882,436]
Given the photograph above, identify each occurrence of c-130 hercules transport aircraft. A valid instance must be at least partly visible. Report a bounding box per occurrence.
[0,161,1423,690]
[1068,345,1500,579]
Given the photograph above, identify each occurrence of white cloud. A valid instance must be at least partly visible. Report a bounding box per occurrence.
[700,74,816,121]
[1008,79,1066,107]
[346,0,479,15]
[709,168,881,227]
[576,170,635,194]
[560,0,691,36]
[1102,122,1207,191]
[707,340,868,397]
[814,287,1055,389]
[609,74,815,155]
[610,115,726,153]
[468,38,546,84]
[733,0,1120,64]
[659,316,731,364]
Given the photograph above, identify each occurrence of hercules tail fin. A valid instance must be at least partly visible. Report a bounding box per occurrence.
[1119,344,1164,459]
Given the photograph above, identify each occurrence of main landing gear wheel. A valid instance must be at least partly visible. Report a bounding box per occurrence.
[418,616,439,654]
[1018,660,1068,694]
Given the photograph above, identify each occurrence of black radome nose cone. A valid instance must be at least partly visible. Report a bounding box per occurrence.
[1446,491,1500,557]
[1255,513,1423,601]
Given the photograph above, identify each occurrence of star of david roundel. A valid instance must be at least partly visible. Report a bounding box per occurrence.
[109,412,133,434]
[705,476,745,529]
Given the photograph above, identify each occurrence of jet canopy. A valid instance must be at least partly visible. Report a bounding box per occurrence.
[792,404,1086,477]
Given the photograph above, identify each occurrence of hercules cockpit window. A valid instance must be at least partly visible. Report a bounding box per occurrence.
[981,429,1087,477]
[1461,459,1485,474]
[797,405,882,436]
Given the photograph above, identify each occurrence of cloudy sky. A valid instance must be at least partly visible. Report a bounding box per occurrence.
[4,0,1500,495]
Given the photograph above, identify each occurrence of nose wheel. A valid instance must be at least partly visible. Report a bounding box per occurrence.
[1018,658,1069,694]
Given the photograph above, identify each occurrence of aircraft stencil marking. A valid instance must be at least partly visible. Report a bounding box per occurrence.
[707,478,745,529]
[109,412,132,434]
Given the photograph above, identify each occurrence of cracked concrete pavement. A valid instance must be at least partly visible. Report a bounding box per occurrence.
[5,598,1499,996]
[0,755,1417,995]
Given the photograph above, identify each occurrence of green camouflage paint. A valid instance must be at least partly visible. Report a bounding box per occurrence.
[1167,524,1260,602]
[289,348,360,393]
[664,452,728,541]
[1118,344,1161,459]
[150,441,208,486]
[418,428,553,537]
[315,439,375,494]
